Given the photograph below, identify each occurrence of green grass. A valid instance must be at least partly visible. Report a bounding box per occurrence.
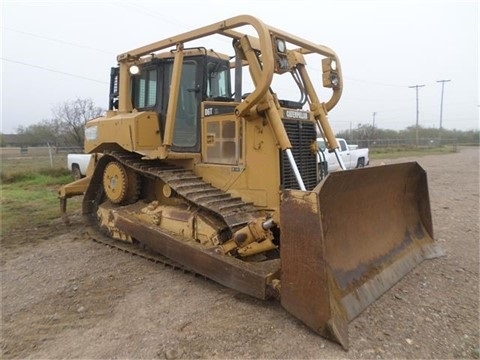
[1,157,82,234]
[369,146,456,160]
[1,167,72,184]
[0,154,69,176]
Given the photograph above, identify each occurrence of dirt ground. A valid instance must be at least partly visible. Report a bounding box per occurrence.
[1,147,479,359]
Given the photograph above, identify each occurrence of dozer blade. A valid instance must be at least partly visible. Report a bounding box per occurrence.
[279,162,443,349]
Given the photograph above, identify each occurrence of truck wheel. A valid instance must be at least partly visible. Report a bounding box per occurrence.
[357,158,365,168]
[72,164,82,180]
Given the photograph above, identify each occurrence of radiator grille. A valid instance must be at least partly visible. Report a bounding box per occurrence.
[280,119,318,191]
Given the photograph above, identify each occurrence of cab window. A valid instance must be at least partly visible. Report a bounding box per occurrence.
[133,68,157,109]
[206,62,230,99]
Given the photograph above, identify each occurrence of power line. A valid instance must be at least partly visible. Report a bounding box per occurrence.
[120,3,185,28]
[2,27,115,55]
[1,58,108,84]
[346,76,407,88]
[4,23,419,92]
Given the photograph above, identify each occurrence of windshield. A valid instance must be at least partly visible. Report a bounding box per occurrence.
[317,139,326,151]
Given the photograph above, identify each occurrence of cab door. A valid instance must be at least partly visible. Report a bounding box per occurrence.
[171,59,202,152]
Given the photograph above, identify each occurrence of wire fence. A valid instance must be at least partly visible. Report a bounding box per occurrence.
[1,139,460,156]
[344,138,458,152]
[0,146,83,158]
[0,139,461,164]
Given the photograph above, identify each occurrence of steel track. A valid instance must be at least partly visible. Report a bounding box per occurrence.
[105,150,261,231]
[83,149,265,279]
[87,224,202,276]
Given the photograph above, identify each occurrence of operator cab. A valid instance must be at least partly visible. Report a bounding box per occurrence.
[109,49,232,153]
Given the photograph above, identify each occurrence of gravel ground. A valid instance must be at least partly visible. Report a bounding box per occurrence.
[1,147,479,359]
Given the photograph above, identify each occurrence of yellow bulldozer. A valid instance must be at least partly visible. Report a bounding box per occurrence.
[59,15,442,349]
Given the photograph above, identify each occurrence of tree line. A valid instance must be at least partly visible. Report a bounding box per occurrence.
[335,123,479,146]
[1,98,103,148]
[1,98,478,147]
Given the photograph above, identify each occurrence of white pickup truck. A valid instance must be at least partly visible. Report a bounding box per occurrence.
[317,137,369,172]
[67,153,92,180]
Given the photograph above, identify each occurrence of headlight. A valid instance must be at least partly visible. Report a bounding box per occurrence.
[330,73,339,87]
[129,65,140,75]
[322,70,340,88]
[275,38,286,54]
[330,59,337,71]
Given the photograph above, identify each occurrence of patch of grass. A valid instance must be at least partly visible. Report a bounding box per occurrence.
[1,182,82,234]
[0,158,82,234]
[1,167,72,184]
[370,146,455,160]
[1,154,69,175]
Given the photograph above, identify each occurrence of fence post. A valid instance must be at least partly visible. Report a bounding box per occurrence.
[47,143,53,167]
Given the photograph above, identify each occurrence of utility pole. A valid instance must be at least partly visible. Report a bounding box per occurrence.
[437,79,451,145]
[372,112,376,129]
[409,84,425,147]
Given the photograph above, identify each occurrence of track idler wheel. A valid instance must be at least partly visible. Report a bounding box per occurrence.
[103,161,140,204]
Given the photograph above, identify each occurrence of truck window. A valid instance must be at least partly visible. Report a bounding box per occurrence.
[317,139,326,151]
[339,140,347,152]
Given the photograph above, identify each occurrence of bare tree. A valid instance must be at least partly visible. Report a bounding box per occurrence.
[52,98,104,147]
[13,98,104,147]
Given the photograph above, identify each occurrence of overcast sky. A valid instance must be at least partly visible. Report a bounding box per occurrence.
[1,0,479,134]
